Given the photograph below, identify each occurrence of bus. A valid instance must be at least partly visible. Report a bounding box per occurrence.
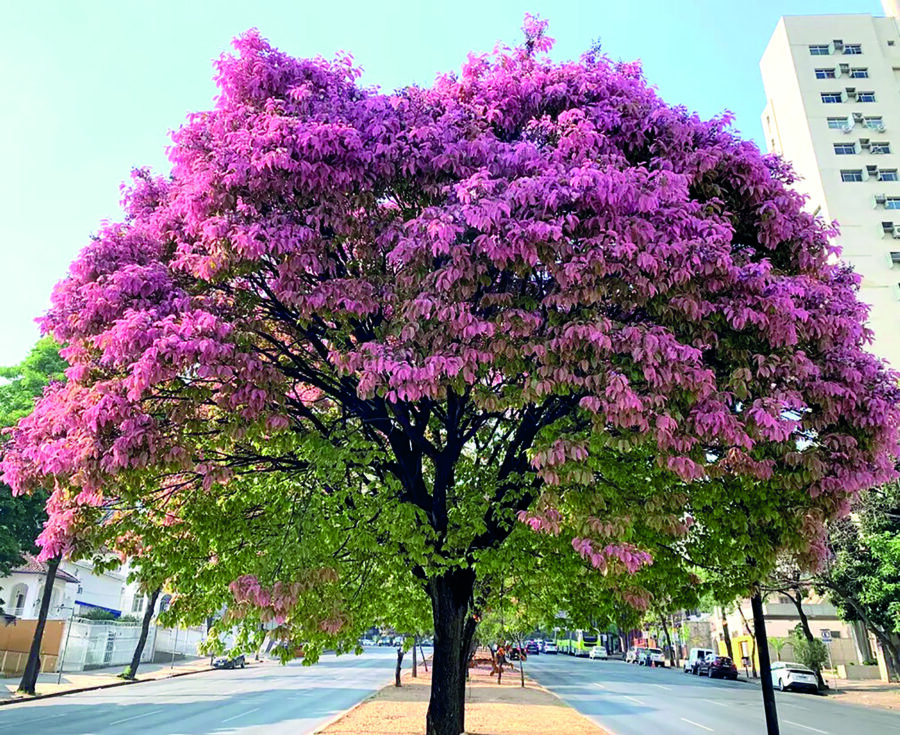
[556,629,599,657]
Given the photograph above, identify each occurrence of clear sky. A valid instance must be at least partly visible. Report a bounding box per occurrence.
[0,0,882,366]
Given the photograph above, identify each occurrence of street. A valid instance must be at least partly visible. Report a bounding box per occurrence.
[0,648,405,734]
[528,655,900,735]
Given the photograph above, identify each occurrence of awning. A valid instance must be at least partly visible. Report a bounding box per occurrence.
[75,601,122,617]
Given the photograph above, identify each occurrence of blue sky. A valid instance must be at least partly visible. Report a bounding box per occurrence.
[0,0,882,366]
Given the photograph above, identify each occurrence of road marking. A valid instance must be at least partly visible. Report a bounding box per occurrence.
[108,709,163,725]
[9,713,68,725]
[779,701,810,711]
[702,698,728,707]
[681,717,714,732]
[624,695,644,705]
[784,721,827,734]
[651,683,672,690]
[593,682,606,689]
[222,707,260,723]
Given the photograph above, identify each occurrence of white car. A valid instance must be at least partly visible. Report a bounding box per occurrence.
[589,646,608,660]
[544,641,558,654]
[638,647,666,666]
[771,662,819,693]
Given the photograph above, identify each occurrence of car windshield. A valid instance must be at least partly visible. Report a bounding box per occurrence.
[786,664,814,674]
[648,648,662,654]
[715,657,732,664]
[583,635,598,643]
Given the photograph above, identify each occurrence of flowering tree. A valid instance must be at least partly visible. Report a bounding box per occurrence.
[4,17,899,734]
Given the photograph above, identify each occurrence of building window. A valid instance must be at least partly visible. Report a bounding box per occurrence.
[809,44,830,56]
[880,169,899,181]
[830,630,842,639]
[850,68,869,78]
[865,116,885,130]
[132,595,145,613]
[827,117,849,129]
[886,197,900,208]
[844,44,863,55]
[815,68,836,79]
[821,92,843,103]
[841,170,864,182]
[834,143,856,155]
[872,142,892,154]
[858,92,877,102]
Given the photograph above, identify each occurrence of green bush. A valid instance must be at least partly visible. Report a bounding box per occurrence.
[77,608,118,621]
[788,626,828,673]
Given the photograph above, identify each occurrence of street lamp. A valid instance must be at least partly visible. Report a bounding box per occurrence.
[56,603,76,685]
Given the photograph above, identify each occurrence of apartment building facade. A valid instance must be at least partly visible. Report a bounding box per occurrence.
[761,8,900,368]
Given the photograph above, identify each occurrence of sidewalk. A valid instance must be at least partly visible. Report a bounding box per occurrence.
[738,671,899,711]
[1,656,214,703]
[317,657,609,735]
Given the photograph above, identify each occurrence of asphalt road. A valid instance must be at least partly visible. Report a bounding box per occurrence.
[0,648,406,734]
[528,654,900,735]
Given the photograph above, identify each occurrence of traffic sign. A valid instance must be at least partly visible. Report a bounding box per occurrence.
[820,629,832,643]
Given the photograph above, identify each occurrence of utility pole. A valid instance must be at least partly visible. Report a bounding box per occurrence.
[751,589,780,735]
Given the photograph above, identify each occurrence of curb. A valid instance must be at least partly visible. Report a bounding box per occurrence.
[0,665,215,707]
[312,688,383,734]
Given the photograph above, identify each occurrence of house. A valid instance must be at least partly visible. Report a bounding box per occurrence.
[0,555,79,620]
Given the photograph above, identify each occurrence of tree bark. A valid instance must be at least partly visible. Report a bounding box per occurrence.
[395,646,405,687]
[426,568,474,735]
[737,604,758,678]
[124,586,161,680]
[784,591,826,689]
[412,634,418,678]
[751,591,780,735]
[660,617,676,668]
[18,555,60,695]
[721,611,734,661]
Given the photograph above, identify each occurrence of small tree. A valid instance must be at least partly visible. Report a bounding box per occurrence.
[788,625,828,683]
[769,636,788,662]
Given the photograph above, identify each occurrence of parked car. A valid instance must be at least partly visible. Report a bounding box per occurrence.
[771,662,819,693]
[525,641,540,655]
[638,647,665,666]
[625,647,639,664]
[359,638,376,646]
[684,647,715,675]
[213,654,246,669]
[698,655,738,679]
[589,646,608,660]
[544,641,558,654]
[507,646,527,661]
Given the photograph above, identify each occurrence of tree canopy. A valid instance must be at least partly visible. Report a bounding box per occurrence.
[2,17,898,735]
[0,338,66,577]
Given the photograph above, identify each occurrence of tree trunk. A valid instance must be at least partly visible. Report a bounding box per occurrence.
[18,555,60,695]
[785,591,825,689]
[395,646,405,687]
[660,617,676,668]
[124,586,161,680]
[737,604,758,678]
[426,568,474,735]
[836,590,900,680]
[751,591,780,735]
[721,611,734,661]
[412,635,418,678]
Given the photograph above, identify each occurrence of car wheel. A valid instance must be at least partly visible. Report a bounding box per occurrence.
[240,661,245,669]
[778,678,785,692]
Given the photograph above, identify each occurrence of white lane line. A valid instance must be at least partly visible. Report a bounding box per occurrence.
[7,712,69,725]
[624,695,644,705]
[681,717,714,732]
[702,698,728,707]
[593,682,606,689]
[784,721,828,734]
[651,683,672,690]
[780,701,810,710]
[108,709,163,725]
[222,707,260,723]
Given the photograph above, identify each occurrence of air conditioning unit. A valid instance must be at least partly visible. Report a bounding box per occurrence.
[872,123,886,132]
[833,39,844,51]
[853,112,865,121]
[882,221,895,235]
[891,251,900,265]
[876,193,887,206]
[860,138,871,148]
[892,230,900,240]
[839,63,851,74]
[846,88,858,99]
[867,165,879,176]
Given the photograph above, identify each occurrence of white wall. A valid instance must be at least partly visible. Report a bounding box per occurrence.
[58,619,157,672]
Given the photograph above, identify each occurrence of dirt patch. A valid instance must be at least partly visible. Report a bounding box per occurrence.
[319,657,608,735]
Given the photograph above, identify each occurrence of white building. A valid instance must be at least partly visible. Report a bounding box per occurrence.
[0,554,78,620]
[760,4,900,368]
